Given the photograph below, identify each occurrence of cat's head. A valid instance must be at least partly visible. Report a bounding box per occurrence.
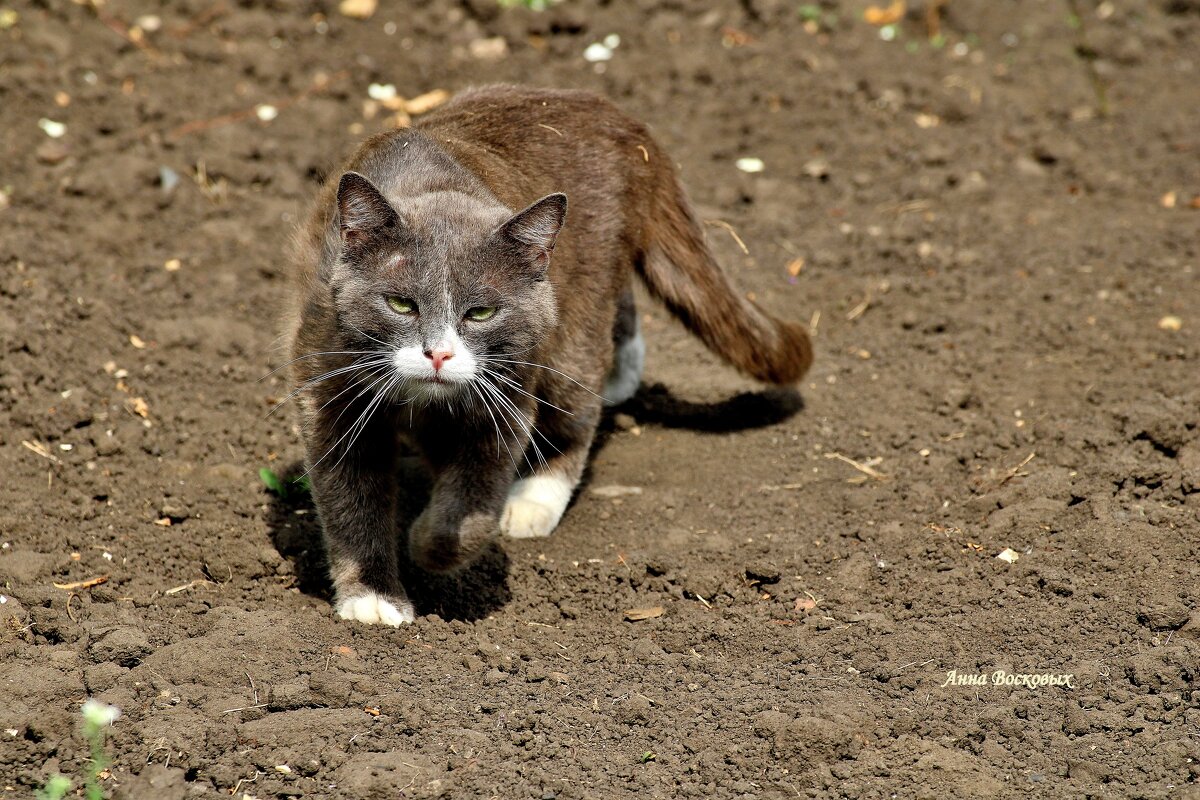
[326,171,565,405]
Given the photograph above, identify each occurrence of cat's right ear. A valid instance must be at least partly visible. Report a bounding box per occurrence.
[336,172,400,249]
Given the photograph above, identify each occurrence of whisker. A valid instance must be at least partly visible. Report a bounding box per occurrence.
[266,356,392,417]
[470,382,517,470]
[331,374,403,472]
[486,358,602,399]
[480,376,563,461]
[301,369,396,478]
[478,377,560,472]
[343,321,392,349]
[478,367,575,416]
[476,378,540,475]
[258,350,378,381]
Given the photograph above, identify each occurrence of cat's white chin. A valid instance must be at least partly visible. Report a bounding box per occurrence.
[335,592,414,626]
[402,378,469,404]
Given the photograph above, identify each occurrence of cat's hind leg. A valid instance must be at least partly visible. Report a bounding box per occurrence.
[601,287,644,406]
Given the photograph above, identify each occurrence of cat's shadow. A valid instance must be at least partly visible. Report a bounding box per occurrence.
[611,381,804,433]
[264,456,513,623]
[266,382,802,618]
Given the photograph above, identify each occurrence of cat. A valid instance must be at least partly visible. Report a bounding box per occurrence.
[284,85,812,626]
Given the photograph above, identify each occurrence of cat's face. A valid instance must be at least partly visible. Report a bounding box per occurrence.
[328,173,564,406]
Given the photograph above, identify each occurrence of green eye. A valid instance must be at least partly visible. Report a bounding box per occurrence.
[465,306,497,322]
[387,296,416,315]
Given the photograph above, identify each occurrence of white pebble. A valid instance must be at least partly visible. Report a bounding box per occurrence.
[735,157,765,173]
[255,104,278,122]
[38,118,66,138]
[583,43,613,62]
[367,82,397,101]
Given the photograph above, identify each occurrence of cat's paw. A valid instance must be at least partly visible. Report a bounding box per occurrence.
[501,474,574,539]
[334,592,414,627]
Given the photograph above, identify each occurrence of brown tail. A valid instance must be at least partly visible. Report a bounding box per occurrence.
[638,169,813,384]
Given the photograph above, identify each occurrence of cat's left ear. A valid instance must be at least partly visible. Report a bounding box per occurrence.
[337,171,401,248]
[498,193,568,272]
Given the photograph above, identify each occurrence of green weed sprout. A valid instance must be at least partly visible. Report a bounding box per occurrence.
[38,700,121,800]
[259,467,311,501]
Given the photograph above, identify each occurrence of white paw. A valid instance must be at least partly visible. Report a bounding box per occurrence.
[335,592,414,627]
[501,474,574,539]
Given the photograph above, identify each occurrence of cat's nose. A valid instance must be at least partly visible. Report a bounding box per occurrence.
[425,345,454,371]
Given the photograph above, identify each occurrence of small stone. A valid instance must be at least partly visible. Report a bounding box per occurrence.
[613,413,637,431]
[38,118,66,138]
[591,485,643,499]
[36,141,69,165]
[338,0,377,19]
[468,36,508,61]
[745,562,781,584]
[736,157,765,173]
[802,158,830,179]
[583,42,613,62]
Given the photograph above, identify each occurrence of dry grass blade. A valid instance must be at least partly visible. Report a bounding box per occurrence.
[824,452,889,481]
[996,452,1036,488]
[165,579,216,595]
[624,606,665,621]
[703,220,750,255]
[846,287,873,321]
[53,575,109,590]
[21,440,60,463]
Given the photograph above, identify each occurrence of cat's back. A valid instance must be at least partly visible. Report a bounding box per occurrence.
[416,84,648,151]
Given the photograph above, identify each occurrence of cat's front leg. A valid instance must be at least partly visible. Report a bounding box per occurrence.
[305,415,413,626]
[407,427,523,572]
[500,393,601,539]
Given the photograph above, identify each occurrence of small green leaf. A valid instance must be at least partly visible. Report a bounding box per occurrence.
[292,474,312,494]
[37,775,71,800]
[259,467,286,496]
[798,4,822,21]
[640,751,656,763]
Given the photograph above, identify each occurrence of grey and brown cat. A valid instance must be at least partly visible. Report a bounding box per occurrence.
[284,85,811,625]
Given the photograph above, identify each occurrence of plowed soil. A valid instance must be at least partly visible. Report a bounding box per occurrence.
[2,0,1198,797]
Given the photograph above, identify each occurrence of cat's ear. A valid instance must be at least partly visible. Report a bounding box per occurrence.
[336,172,400,248]
[498,193,568,271]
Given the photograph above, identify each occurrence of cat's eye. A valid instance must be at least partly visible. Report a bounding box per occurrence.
[465,306,497,322]
[386,296,417,315]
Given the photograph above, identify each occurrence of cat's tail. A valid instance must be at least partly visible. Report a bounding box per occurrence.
[638,166,813,384]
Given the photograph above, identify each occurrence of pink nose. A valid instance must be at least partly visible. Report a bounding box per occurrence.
[426,347,454,371]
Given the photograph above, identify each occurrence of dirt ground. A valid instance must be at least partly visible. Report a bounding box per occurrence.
[2,0,1198,797]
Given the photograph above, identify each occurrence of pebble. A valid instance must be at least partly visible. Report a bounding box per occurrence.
[36,141,69,165]
[802,158,830,179]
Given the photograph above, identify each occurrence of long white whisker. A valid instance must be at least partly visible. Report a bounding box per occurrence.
[343,321,392,349]
[479,377,559,473]
[301,369,395,478]
[470,382,517,470]
[259,350,378,381]
[480,375,563,462]
[331,374,402,472]
[486,358,602,398]
[267,356,393,417]
[479,367,575,416]
[312,363,391,416]
[477,378,540,475]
